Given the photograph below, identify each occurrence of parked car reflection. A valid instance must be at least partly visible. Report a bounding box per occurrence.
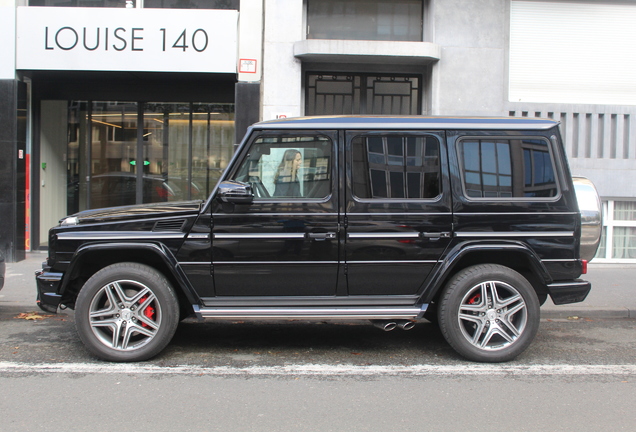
[68,173,206,210]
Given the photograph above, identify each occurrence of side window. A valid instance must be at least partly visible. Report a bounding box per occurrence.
[233,134,332,199]
[458,138,558,199]
[352,135,441,199]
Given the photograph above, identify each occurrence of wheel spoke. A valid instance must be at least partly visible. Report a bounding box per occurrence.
[130,322,156,339]
[89,304,117,320]
[137,314,159,331]
[478,326,496,348]
[90,317,118,328]
[110,320,124,348]
[484,282,497,307]
[494,323,515,343]
[495,293,522,310]
[130,287,154,306]
[504,301,525,319]
[500,319,521,338]
[470,321,487,345]
[458,312,482,324]
[109,282,129,308]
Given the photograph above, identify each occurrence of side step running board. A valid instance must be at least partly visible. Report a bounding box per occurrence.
[193,305,427,321]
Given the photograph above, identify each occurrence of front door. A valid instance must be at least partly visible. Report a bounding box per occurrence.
[211,131,339,297]
[344,131,452,297]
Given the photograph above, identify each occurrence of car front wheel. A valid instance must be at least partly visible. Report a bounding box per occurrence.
[75,263,180,362]
[438,264,540,362]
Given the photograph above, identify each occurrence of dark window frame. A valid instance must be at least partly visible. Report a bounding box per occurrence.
[351,133,442,202]
[306,72,422,116]
[230,132,335,202]
[456,135,561,201]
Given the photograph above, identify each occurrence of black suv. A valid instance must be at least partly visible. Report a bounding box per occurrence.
[36,116,601,362]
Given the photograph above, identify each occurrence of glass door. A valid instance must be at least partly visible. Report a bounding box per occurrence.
[89,102,139,209]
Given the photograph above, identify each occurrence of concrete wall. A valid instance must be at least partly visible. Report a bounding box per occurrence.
[262,0,304,121]
[430,0,508,116]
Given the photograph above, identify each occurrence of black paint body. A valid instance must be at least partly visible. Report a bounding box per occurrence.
[36,117,590,314]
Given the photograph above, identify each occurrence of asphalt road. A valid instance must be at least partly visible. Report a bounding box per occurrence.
[1,254,636,431]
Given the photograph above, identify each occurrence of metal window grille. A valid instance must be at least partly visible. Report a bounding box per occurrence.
[306,73,421,116]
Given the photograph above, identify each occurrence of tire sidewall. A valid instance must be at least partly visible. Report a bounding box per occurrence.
[438,264,541,363]
[75,263,180,362]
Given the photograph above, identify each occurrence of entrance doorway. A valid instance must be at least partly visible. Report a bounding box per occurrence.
[38,100,235,248]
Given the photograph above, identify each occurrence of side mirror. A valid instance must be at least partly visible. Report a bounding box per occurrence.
[217,180,254,204]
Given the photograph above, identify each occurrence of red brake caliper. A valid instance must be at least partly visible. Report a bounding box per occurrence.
[139,295,155,328]
[468,294,481,305]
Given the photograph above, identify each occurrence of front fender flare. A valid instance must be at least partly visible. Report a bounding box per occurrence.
[60,242,201,306]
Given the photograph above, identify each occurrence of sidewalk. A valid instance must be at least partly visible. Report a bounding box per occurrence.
[542,263,636,318]
[1,253,634,319]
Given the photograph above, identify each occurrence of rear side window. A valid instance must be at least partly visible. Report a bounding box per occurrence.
[458,138,558,199]
[351,135,441,199]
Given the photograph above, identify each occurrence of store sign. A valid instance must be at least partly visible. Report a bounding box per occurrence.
[16,7,238,73]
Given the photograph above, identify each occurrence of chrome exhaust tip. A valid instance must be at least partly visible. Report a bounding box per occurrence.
[371,320,397,331]
[396,320,416,331]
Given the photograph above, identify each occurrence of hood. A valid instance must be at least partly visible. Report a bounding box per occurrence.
[60,200,203,225]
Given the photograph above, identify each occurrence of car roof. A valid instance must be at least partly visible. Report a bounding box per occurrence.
[253,115,558,131]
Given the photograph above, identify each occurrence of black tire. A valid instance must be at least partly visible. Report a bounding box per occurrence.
[75,263,180,362]
[438,264,540,363]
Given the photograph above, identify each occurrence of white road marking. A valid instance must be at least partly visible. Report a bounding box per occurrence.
[1,362,636,377]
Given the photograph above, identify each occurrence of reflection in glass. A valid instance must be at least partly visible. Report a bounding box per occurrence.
[352,135,440,199]
[460,138,556,199]
[66,101,235,211]
[233,135,332,199]
[307,0,423,41]
[89,102,138,209]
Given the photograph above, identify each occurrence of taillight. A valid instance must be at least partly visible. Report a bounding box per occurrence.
[581,259,588,275]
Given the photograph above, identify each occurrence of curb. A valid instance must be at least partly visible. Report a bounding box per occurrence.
[541,307,635,319]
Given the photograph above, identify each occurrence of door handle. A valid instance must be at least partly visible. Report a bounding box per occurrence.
[307,232,336,241]
[419,232,451,239]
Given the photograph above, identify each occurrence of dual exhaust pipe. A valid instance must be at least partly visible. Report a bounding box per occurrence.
[371,320,416,332]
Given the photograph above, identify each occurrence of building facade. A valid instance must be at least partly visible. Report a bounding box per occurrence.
[1,0,635,262]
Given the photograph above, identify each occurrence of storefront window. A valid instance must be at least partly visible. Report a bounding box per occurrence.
[65,100,234,213]
[29,0,126,7]
[87,102,138,208]
[307,0,423,41]
[29,0,237,7]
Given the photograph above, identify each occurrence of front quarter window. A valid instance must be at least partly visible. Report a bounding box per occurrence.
[233,134,332,200]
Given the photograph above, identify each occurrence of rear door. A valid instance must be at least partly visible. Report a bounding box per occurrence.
[344,130,452,296]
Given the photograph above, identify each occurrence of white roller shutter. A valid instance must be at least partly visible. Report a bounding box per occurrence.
[510,1,636,105]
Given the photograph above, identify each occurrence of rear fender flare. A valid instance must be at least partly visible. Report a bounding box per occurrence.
[419,240,552,304]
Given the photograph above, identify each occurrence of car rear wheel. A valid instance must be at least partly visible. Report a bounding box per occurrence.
[75,263,180,362]
[438,264,540,362]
